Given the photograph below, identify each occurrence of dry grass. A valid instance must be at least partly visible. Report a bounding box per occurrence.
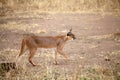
[0,22,47,34]
[0,22,30,31]
[0,1,120,79]
[0,0,120,15]
[0,49,120,80]
[87,32,120,42]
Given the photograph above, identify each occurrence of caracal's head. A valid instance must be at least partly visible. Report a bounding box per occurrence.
[67,28,76,40]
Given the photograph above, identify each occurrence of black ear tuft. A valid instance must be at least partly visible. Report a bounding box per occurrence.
[70,28,72,32]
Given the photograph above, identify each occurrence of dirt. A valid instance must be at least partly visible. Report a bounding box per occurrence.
[0,13,120,79]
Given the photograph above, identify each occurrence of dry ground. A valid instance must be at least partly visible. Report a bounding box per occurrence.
[0,13,120,80]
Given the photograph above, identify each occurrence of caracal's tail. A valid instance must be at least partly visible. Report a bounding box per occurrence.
[19,39,26,57]
[15,38,26,63]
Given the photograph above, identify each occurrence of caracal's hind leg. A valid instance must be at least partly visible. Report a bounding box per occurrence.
[25,38,38,66]
[29,48,37,66]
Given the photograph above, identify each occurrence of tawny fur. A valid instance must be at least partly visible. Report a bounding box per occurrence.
[19,35,72,66]
[18,30,75,66]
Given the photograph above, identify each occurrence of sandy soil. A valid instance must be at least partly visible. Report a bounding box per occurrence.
[0,13,120,80]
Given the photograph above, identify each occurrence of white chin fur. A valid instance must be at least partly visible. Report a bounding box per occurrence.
[71,38,74,40]
[69,38,74,41]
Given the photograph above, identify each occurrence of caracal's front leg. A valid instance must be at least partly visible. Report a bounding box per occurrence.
[55,50,58,65]
[57,46,69,64]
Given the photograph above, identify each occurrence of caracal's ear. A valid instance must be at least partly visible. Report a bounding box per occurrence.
[70,28,72,32]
